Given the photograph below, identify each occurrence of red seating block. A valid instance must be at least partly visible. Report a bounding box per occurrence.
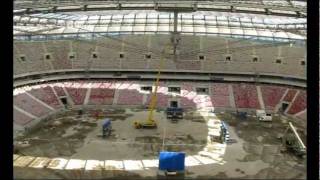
[180,83,197,108]
[65,87,88,105]
[287,91,306,115]
[89,88,115,105]
[117,89,143,105]
[29,86,62,109]
[14,93,52,117]
[14,108,33,126]
[260,85,286,110]
[232,84,260,109]
[283,89,297,102]
[53,86,66,97]
[210,84,230,107]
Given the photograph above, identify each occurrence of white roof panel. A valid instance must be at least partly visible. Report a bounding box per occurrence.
[231,28,244,35]
[182,26,194,33]
[219,27,231,34]
[206,27,219,34]
[145,25,157,32]
[120,25,133,32]
[108,25,121,32]
[132,25,145,32]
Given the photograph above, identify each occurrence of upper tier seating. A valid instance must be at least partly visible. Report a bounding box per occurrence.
[14,108,34,126]
[148,59,177,70]
[260,85,286,110]
[120,36,149,69]
[178,36,199,61]
[121,59,148,69]
[46,41,72,70]
[28,85,62,109]
[14,93,52,117]
[71,41,94,69]
[176,61,201,71]
[90,40,121,69]
[14,42,52,74]
[13,35,306,79]
[232,84,260,109]
[13,50,28,75]
[287,91,306,115]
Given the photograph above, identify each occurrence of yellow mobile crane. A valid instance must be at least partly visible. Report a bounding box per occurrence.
[133,45,169,129]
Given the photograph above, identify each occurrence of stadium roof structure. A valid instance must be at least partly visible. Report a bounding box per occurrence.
[13,0,306,42]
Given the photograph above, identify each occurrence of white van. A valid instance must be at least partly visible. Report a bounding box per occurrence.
[256,110,272,122]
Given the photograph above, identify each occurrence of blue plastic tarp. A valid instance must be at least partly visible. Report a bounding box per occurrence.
[159,151,185,171]
[102,119,111,129]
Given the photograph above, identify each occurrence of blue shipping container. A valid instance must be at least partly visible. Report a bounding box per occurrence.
[159,151,185,171]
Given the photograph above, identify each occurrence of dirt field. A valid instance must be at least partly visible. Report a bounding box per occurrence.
[14,108,306,179]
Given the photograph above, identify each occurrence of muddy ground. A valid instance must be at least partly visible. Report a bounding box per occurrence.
[14,108,306,179]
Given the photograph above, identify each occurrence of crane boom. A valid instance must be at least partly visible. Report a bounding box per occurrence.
[147,67,161,122]
[133,45,169,129]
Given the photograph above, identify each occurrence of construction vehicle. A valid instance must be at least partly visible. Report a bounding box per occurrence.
[256,110,272,122]
[281,122,306,157]
[166,107,183,122]
[133,45,170,129]
[133,68,160,128]
[102,119,112,138]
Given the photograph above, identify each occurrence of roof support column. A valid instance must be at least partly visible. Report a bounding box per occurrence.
[173,11,178,34]
[171,11,180,56]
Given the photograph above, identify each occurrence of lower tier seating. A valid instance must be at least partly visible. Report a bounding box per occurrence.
[260,85,286,110]
[287,91,306,115]
[65,87,88,105]
[232,84,260,109]
[53,85,66,97]
[117,89,143,105]
[283,89,297,102]
[14,93,52,117]
[28,86,62,109]
[88,88,115,105]
[14,108,34,126]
